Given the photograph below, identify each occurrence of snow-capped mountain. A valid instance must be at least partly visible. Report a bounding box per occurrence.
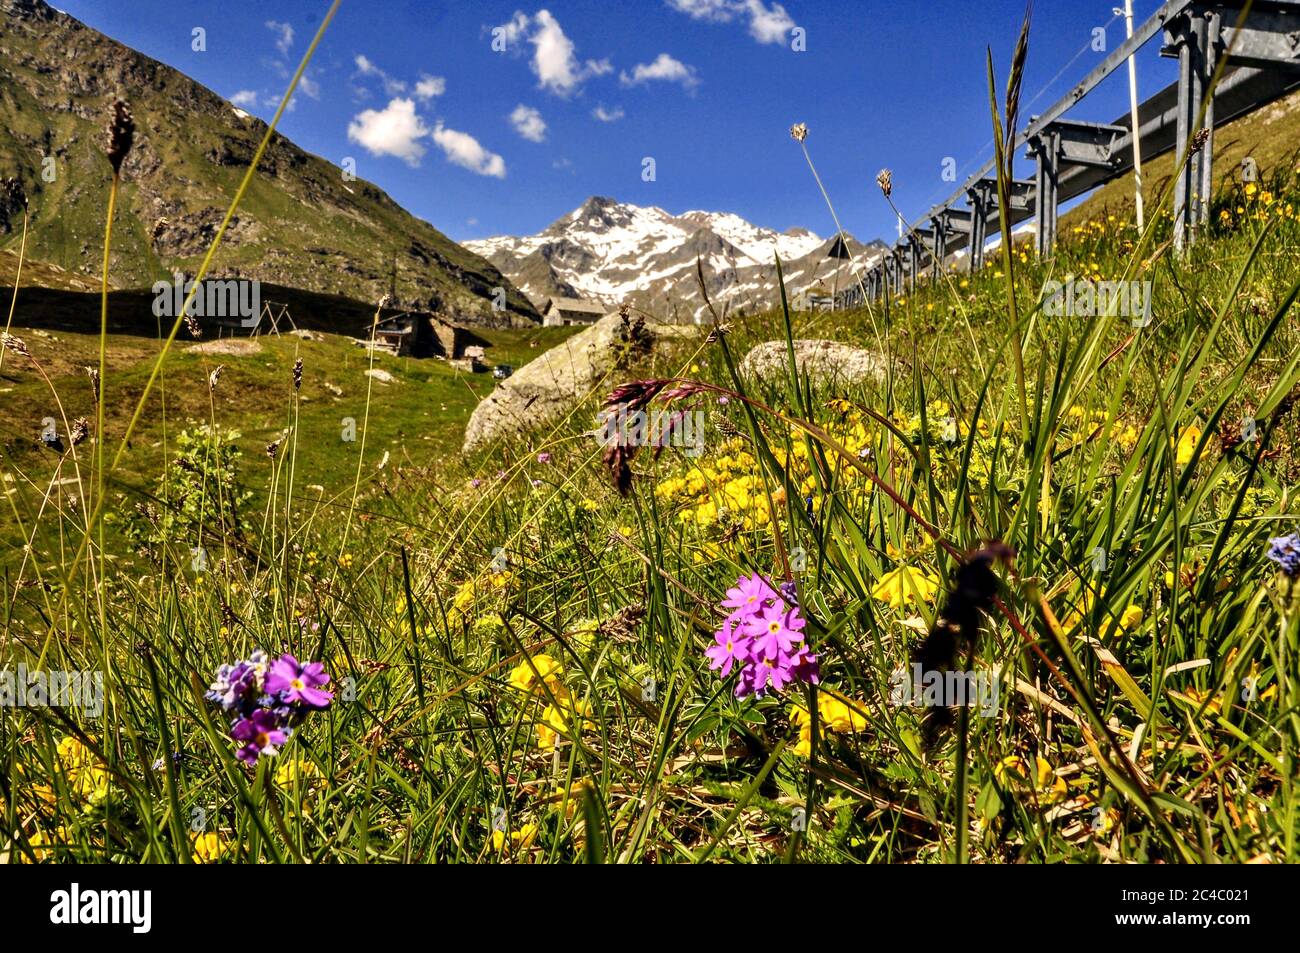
[464,197,887,323]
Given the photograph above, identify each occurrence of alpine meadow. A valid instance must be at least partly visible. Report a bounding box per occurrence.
[3,0,1300,901]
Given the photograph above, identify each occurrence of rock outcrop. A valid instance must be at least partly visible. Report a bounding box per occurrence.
[462,313,695,454]
[738,340,886,388]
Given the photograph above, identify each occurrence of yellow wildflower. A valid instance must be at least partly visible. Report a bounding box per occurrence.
[555,778,595,818]
[871,566,941,608]
[1185,687,1223,716]
[191,831,233,863]
[1060,592,1142,639]
[21,826,67,863]
[491,821,538,852]
[536,697,594,750]
[994,754,1067,805]
[1174,426,1201,465]
[56,736,110,805]
[790,690,870,756]
[1108,605,1143,638]
[508,654,565,696]
[274,757,322,788]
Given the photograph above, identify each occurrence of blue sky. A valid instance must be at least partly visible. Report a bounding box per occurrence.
[56,0,1182,244]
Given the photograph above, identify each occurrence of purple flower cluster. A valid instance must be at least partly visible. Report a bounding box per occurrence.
[1267,533,1300,579]
[205,651,333,764]
[706,572,819,697]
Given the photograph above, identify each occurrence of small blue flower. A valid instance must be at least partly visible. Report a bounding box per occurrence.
[1267,533,1300,579]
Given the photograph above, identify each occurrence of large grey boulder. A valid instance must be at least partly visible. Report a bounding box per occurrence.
[739,339,885,387]
[462,313,695,454]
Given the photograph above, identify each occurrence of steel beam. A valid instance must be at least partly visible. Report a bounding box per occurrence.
[1163,4,1221,249]
[1029,119,1127,255]
[966,180,993,272]
[939,208,974,234]
[1219,4,1300,70]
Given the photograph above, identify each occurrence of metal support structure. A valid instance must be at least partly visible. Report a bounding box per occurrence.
[939,208,973,233]
[976,178,1036,260]
[1218,4,1300,68]
[1163,4,1220,250]
[888,1,1300,266]
[928,216,948,280]
[1030,129,1059,257]
[966,180,994,272]
[1028,119,1126,255]
[915,228,936,279]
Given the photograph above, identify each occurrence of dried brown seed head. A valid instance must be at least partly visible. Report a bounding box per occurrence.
[2,333,30,356]
[876,168,893,198]
[106,99,135,175]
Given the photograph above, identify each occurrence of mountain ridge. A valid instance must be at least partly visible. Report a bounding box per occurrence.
[0,0,539,326]
[466,196,887,322]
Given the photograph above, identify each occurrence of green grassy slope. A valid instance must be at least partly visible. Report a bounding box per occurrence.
[0,320,582,568]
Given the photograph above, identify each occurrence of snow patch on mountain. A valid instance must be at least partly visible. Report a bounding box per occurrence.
[465,197,886,322]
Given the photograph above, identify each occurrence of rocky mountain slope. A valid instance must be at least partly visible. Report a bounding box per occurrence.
[466,197,887,322]
[0,0,538,325]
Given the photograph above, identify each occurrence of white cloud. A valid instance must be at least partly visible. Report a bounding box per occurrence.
[493,10,612,96]
[347,97,429,166]
[354,54,407,95]
[509,104,547,142]
[431,122,506,178]
[592,104,624,122]
[265,20,294,56]
[665,0,796,45]
[495,10,531,46]
[666,0,731,16]
[620,53,699,89]
[530,10,582,94]
[414,74,446,100]
[298,71,321,99]
[745,0,796,43]
[230,89,260,109]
